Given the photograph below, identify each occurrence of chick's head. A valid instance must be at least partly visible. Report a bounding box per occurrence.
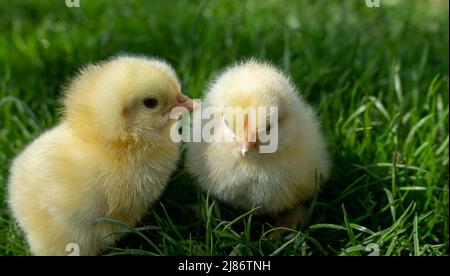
[64,56,194,145]
[206,59,302,157]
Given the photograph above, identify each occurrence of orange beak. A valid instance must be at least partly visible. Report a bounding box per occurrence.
[175,93,196,111]
[239,115,257,156]
[240,140,257,156]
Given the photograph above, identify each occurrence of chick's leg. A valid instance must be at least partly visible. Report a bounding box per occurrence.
[268,204,307,239]
[277,204,307,229]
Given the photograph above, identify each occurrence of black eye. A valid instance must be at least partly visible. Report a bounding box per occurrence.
[143,98,158,109]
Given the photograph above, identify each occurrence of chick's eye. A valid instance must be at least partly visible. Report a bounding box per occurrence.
[143,98,158,109]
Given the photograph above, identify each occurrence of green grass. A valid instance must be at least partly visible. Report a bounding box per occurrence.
[0,0,448,256]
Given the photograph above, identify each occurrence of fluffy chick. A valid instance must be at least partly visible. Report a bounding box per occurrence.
[186,60,331,228]
[8,56,194,255]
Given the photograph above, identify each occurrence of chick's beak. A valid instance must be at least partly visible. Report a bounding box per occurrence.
[175,93,196,111]
[239,130,257,157]
[240,141,257,156]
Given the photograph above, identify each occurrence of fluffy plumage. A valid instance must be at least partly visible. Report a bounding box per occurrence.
[8,55,193,255]
[186,60,331,224]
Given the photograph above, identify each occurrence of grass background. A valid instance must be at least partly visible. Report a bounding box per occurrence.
[0,0,448,256]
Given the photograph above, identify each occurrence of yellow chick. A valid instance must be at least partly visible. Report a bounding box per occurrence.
[8,55,194,255]
[186,59,331,228]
